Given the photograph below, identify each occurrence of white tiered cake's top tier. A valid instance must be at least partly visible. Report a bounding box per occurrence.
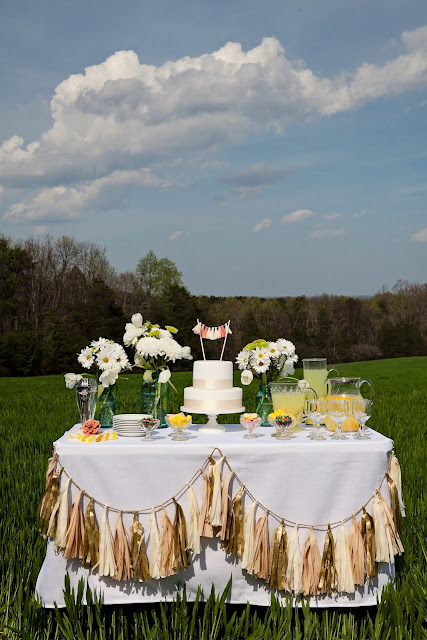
[193,360,233,390]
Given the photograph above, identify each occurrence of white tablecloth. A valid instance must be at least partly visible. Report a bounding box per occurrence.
[36,423,394,608]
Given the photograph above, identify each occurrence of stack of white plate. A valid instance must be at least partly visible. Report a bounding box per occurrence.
[112,414,150,437]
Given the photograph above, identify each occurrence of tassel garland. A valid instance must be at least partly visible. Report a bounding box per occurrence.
[302,527,321,596]
[98,506,116,578]
[172,499,191,571]
[318,525,337,594]
[349,515,365,586]
[129,512,150,582]
[268,520,288,591]
[83,498,99,568]
[335,523,354,593]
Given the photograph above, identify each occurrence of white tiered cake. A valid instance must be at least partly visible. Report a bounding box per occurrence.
[182,360,244,431]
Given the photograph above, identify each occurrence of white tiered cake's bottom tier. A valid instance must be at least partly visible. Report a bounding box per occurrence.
[183,387,243,414]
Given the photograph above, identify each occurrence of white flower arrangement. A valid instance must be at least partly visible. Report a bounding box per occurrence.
[65,338,130,389]
[236,338,298,386]
[124,315,192,383]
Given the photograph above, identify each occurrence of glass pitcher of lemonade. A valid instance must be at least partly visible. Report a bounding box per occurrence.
[269,381,317,429]
[325,377,374,432]
[302,358,339,399]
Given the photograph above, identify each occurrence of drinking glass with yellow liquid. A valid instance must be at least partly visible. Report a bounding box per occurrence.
[269,381,317,429]
[302,359,339,425]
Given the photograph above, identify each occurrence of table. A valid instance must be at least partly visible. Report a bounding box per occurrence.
[36,423,394,608]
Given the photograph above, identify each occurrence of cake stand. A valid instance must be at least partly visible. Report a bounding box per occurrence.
[180,406,245,433]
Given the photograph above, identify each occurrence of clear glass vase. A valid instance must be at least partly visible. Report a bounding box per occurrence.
[94,385,116,427]
[140,380,169,427]
[75,378,98,424]
[255,384,273,426]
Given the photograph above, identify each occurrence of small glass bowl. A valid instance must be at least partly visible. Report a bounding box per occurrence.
[239,413,262,439]
[268,412,295,440]
[165,413,192,441]
[139,417,160,441]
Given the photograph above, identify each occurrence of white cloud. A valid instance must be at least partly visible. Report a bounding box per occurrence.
[2,25,427,221]
[4,169,168,222]
[168,230,184,241]
[323,212,342,220]
[252,218,272,232]
[281,209,313,224]
[309,227,346,239]
[411,226,427,242]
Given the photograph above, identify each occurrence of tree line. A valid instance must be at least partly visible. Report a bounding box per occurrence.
[1,234,426,376]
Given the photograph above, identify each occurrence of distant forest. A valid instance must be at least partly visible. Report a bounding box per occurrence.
[1,234,426,376]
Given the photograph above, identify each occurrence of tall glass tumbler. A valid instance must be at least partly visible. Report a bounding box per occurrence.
[302,358,339,399]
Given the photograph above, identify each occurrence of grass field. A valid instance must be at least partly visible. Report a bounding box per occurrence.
[0,357,426,639]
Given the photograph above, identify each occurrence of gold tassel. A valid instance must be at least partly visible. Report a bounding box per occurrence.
[47,477,68,540]
[302,527,321,596]
[113,511,132,581]
[53,478,71,551]
[160,506,175,577]
[248,510,269,580]
[63,489,85,559]
[220,472,234,542]
[38,468,62,535]
[349,515,365,586]
[83,498,99,568]
[224,486,244,558]
[129,512,150,582]
[199,469,214,538]
[317,525,337,594]
[45,449,58,488]
[386,473,406,536]
[361,507,377,579]
[268,520,288,591]
[172,499,191,571]
[148,508,161,579]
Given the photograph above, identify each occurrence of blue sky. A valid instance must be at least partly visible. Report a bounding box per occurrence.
[0,0,426,296]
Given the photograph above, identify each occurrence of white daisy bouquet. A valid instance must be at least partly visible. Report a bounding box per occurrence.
[123,313,192,383]
[236,338,298,387]
[64,338,130,389]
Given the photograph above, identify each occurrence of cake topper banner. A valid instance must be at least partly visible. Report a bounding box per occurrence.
[192,320,232,361]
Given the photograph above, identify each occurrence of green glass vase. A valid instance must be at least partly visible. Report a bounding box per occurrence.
[255,383,273,426]
[94,385,116,427]
[140,380,169,427]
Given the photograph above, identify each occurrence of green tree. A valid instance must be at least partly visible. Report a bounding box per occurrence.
[135,250,183,297]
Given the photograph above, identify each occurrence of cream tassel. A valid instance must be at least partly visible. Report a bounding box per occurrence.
[378,491,404,556]
[63,489,85,559]
[349,515,365,586]
[199,469,214,537]
[335,523,355,593]
[248,511,269,580]
[220,472,234,541]
[286,524,303,595]
[148,508,161,579]
[113,511,132,581]
[160,506,175,577]
[209,456,224,526]
[389,453,405,516]
[373,494,394,563]
[53,478,71,551]
[241,502,256,571]
[45,450,58,488]
[98,506,116,578]
[302,527,321,596]
[186,485,201,554]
